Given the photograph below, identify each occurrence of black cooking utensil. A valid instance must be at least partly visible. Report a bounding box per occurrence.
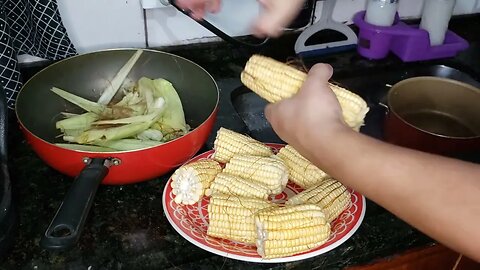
[169,0,270,48]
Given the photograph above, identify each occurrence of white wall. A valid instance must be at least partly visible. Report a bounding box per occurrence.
[57,0,146,53]
[19,0,479,63]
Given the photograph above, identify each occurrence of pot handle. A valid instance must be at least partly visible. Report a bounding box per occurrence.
[169,0,269,48]
[40,158,110,251]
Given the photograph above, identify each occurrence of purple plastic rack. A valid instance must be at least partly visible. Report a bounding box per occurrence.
[353,11,469,62]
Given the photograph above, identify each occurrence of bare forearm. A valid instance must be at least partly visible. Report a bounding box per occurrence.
[300,128,480,261]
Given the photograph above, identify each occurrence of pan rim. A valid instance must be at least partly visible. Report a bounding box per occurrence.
[387,76,480,140]
[14,47,220,154]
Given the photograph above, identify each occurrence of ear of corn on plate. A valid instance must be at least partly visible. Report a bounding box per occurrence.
[163,138,366,263]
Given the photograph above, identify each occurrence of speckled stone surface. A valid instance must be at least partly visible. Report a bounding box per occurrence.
[0,14,479,270]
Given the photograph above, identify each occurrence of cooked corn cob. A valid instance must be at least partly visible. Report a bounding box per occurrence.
[223,154,288,195]
[207,194,273,244]
[205,172,271,200]
[276,145,330,189]
[170,159,222,205]
[286,178,351,222]
[241,54,369,131]
[254,204,331,259]
[212,127,273,163]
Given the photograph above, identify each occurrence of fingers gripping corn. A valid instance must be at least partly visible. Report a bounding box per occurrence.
[207,194,273,244]
[287,178,352,222]
[205,172,271,200]
[223,154,289,195]
[171,159,222,205]
[212,128,273,163]
[254,204,331,259]
[276,145,330,189]
[241,55,370,131]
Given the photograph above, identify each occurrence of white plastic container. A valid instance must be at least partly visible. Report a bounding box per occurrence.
[365,0,399,27]
[420,0,457,46]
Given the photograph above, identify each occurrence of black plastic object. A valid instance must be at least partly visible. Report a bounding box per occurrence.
[0,84,16,259]
[40,158,110,251]
[169,0,269,48]
[288,0,317,29]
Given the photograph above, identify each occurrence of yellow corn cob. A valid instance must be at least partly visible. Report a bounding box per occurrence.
[286,178,352,222]
[254,204,331,259]
[212,127,273,163]
[241,54,369,131]
[205,172,271,200]
[170,159,222,205]
[223,154,288,195]
[276,145,330,189]
[207,194,273,244]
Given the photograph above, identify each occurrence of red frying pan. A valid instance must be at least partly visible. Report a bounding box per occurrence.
[14,49,219,251]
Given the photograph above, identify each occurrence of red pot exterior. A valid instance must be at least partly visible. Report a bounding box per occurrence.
[384,112,480,156]
[20,109,217,185]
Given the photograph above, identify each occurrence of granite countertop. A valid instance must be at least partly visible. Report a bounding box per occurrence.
[1,14,479,270]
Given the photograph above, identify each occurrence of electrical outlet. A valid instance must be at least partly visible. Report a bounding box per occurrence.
[141,0,170,9]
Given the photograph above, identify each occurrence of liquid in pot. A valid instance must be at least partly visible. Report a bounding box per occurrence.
[402,110,477,138]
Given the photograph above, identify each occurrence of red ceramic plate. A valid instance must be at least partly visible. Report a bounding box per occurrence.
[162,143,366,263]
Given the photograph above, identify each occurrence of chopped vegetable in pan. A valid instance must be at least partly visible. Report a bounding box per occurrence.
[52,49,190,152]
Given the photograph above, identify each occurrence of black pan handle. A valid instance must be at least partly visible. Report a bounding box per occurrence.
[40,158,110,251]
[169,0,269,48]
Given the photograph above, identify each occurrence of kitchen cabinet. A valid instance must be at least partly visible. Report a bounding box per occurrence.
[346,244,479,270]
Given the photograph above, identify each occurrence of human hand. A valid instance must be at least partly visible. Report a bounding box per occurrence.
[265,64,349,154]
[175,0,221,20]
[252,0,306,37]
[176,0,305,38]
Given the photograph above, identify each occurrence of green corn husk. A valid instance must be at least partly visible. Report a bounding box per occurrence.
[74,121,154,144]
[114,92,143,107]
[56,112,98,131]
[51,87,106,114]
[162,129,189,142]
[100,104,147,119]
[56,143,116,152]
[92,139,161,151]
[92,112,161,126]
[63,129,88,137]
[136,129,163,141]
[53,62,189,149]
[137,77,188,135]
[97,49,143,105]
[61,112,80,118]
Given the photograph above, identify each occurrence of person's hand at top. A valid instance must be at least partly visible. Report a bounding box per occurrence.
[175,0,222,20]
[252,0,306,38]
[175,0,306,38]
